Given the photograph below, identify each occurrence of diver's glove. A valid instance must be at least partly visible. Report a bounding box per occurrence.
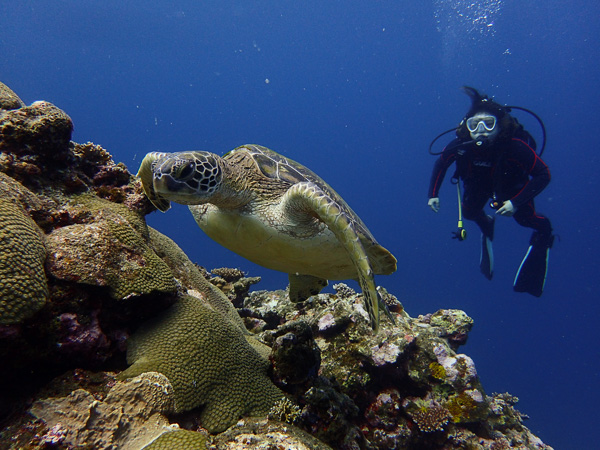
[496,200,515,217]
[428,197,440,213]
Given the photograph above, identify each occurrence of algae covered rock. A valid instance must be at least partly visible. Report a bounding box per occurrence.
[0,100,73,159]
[45,195,177,300]
[120,294,284,433]
[0,81,25,110]
[30,372,176,450]
[0,198,49,325]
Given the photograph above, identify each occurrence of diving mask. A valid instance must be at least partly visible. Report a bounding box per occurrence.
[466,114,497,133]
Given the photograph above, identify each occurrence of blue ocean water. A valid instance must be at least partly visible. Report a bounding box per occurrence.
[1,1,598,448]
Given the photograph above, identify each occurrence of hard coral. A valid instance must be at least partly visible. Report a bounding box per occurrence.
[407,403,451,433]
[268,397,302,424]
[0,198,49,325]
[147,227,249,333]
[120,295,283,433]
[143,429,208,450]
[430,309,474,349]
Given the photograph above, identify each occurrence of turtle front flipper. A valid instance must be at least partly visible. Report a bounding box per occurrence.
[137,152,172,212]
[288,274,328,303]
[282,182,384,331]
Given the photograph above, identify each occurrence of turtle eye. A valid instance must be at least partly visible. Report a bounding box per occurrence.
[177,161,195,180]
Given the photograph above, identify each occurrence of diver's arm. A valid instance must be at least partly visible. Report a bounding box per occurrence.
[509,140,551,207]
[428,142,459,199]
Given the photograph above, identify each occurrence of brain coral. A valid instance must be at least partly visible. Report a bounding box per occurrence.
[143,430,207,450]
[0,198,49,325]
[147,226,248,333]
[120,294,283,433]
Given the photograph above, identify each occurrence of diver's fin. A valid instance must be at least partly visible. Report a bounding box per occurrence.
[480,233,494,280]
[288,273,328,303]
[513,233,554,297]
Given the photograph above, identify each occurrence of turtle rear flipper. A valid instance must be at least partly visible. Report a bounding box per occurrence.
[282,182,381,331]
[288,273,328,303]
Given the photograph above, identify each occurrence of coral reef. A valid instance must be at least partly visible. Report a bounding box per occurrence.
[0,82,554,449]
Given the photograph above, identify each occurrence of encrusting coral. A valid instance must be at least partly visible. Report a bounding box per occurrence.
[45,195,177,300]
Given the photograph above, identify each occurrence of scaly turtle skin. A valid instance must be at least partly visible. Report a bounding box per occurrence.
[137,144,397,330]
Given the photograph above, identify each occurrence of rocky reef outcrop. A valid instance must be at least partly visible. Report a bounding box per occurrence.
[0,81,552,449]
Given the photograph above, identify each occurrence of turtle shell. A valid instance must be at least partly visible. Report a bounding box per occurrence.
[224,145,395,276]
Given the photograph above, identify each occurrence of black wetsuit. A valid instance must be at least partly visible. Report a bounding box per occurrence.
[428,136,552,242]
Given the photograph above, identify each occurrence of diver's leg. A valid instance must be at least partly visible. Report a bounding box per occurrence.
[513,201,553,296]
[462,184,494,279]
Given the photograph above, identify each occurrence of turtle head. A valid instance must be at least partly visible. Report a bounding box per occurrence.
[137,151,223,211]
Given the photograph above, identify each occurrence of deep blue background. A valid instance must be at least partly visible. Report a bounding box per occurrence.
[2,1,598,448]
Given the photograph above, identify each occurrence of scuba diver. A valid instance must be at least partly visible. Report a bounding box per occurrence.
[427,86,553,297]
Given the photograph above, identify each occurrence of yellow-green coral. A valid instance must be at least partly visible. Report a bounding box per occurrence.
[143,430,207,450]
[445,392,482,423]
[429,361,447,380]
[0,199,48,324]
[72,194,149,240]
[268,397,302,424]
[120,294,283,433]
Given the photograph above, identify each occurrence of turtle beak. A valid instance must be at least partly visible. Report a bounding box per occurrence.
[137,152,171,212]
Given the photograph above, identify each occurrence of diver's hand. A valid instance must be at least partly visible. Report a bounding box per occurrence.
[496,200,515,216]
[428,198,440,213]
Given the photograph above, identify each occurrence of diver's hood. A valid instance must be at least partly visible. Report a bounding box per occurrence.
[456,86,512,141]
[462,86,509,120]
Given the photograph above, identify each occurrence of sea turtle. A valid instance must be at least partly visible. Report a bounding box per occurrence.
[137,144,397,330]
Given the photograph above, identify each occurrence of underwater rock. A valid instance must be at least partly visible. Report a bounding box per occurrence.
[267,320,321,391]
[0,100,73,161]
[243,287,553,449]
[0,81,25,110]
[30,372,176,450]
[212,417,332,449]
[44,196,177,300]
